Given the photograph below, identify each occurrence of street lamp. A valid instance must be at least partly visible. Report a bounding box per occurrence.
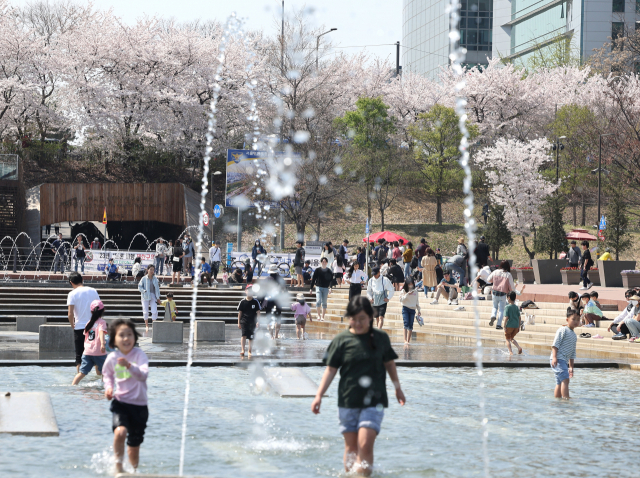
[552,136,566,182]
[592,133,615,229]
[316,28,337,69]
[211,171,222,240]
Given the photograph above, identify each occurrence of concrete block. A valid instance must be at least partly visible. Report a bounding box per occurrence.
[152,321,183,343]
[194,321,225,341]
[263,367,325,398]
[163,303,171,321]
[16,316,47,333]
[39,324,74,351]
[0,391,59,436]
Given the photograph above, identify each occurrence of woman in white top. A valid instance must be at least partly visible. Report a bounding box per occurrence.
[487,261,519,329]
[399,277,421,345]
[320,243,335,269]
[346,261,367,303]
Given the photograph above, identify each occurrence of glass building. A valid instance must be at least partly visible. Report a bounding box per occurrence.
[403,0,640,76]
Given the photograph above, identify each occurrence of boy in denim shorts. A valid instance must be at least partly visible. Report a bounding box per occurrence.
[550,308,580,399]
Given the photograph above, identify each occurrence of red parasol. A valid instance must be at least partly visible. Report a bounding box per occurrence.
[362,231,408,243]
[565,229,597,241]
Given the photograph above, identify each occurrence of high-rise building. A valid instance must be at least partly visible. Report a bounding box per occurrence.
[402,0,639,77]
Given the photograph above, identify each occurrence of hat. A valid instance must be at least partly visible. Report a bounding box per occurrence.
[90,299,104,312]
[296,292,305,301]
[268,264,279,274]
[372,266,380,275]
[458,237,465,244]
[631,295,640,301]
[94,237,99,241]
[246,285,253,295]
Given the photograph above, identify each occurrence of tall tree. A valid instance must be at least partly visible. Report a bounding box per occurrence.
[604,186,632,260]
[534,195,566,259]
[482,204,512,261]
[408,104,478,224]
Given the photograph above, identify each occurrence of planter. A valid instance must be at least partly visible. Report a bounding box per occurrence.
[515,269,535,284]
[532,259,566,284]
[588,270,601,286]
[488,258,513,269]
[598,260,637,288]
[560,269,581,285]
[621,272,640,289]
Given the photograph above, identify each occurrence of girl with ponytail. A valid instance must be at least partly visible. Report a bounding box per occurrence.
[72,300,108,385]
[311,295,406,476]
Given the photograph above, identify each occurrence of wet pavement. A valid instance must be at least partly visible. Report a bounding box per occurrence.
[0,325,621,366]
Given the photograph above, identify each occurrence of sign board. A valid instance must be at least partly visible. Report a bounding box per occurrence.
[82,250,155,273]
[213,204,222,218]
[304,240,324,256]
[230,251,323,270]
[226,242,233,267]
[225,149,301,208]
[203,212,209,226]
[365,219,370,235]
[599,215,606,231]
[598,230,605,241]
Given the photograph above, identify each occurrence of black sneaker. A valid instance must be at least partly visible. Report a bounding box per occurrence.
[496,325,503,330]
[489,317,496,327]
[612,333,627,340]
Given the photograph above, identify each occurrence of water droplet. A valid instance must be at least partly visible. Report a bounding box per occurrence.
[293,131,310,144]
[359,376,372,388]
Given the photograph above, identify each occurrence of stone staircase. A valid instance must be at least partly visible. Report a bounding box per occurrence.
[0,286,314,326]
[307,289,640,362]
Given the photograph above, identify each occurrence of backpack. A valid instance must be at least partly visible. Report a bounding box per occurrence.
[410,256,419,269]
[377,246,388,261]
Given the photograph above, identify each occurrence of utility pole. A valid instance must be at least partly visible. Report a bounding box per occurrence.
[316,28,337,69]
[596,133,615,228]
[280,1,285,251]
[281,1,284,71]
[396,41,400,76]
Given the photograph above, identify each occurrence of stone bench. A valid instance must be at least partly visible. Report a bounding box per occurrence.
[152,321,183,343]
[16,316,47,333]
[194,321,225,342]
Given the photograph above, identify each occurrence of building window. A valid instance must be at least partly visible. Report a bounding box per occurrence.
[613,0,625,12]
[460,0,493,52]
[612,21,625,51]
[637,0,640,13]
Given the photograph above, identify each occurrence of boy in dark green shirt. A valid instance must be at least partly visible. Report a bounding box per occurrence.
[503,291,523,355]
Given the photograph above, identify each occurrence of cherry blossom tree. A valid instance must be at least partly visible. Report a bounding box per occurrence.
[475,137,559,259]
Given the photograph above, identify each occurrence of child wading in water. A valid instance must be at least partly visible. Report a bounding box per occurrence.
[72,300,108,385]
[503,291,523,355]
[291,292,312,339]
[550,309,579,399]
[237,286,261,357]
[311,296,406,476]
[103,319,149,473]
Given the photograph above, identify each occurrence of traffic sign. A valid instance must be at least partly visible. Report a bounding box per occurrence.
[214,204,222,218]
[599,215,606,230]
[598,230,605,241]
[203,212,209,226]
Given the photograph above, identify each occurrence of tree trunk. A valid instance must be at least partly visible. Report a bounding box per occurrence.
[572,203,577,226]
[380,208,385,232]
[522,235,535,261]
[436,197,442,225]
[296,222,305,242]
[316,214,321,241]
[581,195,586,226]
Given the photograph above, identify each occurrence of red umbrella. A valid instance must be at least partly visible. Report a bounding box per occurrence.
[362,231,408,243]
[566,229,597,241]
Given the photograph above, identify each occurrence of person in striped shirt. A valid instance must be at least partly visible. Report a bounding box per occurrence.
[550,309,580,399]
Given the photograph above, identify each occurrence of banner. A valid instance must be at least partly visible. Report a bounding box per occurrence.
[225,149,300,208]
[229,251,323,269]
[81,250,156,273]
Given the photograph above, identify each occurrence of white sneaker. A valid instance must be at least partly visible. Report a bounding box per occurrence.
[213,279,219,284]
[447,300,452,305]
[451,299,459,305]
[430,299,438,305]
[579,286,587,290]
[587,283,593,290]
[454,306,465,311]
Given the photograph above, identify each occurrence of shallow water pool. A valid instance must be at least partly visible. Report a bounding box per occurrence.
[1,365,637,477]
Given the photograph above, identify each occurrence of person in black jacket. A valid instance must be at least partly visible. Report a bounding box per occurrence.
[579,241,594,290]
[388,259,405,291]
[293,240,306,288]
[475,236,490,268]
[311,257,333,321]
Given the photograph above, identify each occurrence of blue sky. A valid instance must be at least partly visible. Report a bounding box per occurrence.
[11,0,403,61]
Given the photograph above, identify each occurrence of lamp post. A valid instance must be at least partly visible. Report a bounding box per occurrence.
[594,133,615,230]
[316,28,337,69]
[211,171,222,241]
[553,136,566,182]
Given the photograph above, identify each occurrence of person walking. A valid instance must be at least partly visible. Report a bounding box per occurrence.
[293,240,306,288]
[414,238,427,261]
[474,236,490,268]
[138,265,161,333]
[52,233,66,274]
[420,247,438,298]
[311,257,333,321]
[73,238,86,273]
[321,242,335,269]
[367,266,395,329]
[456,237,469,281]
[171,239,184,285]
[579,240,594,290]
[155,238,167,276]
[182,236,195,280]
[237,286,261,357]
[399,277,421,345]
[311,296,405,477]
[67,272,101,374]
[291,293,312,340]
[72,299,108,385]
[346,261,367,303]
[402,242,413,278]
[251,239,266,276]
[567,240,581,268]
[487,261,516,330]
[209,241,221,282]
[339,240,350,265]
